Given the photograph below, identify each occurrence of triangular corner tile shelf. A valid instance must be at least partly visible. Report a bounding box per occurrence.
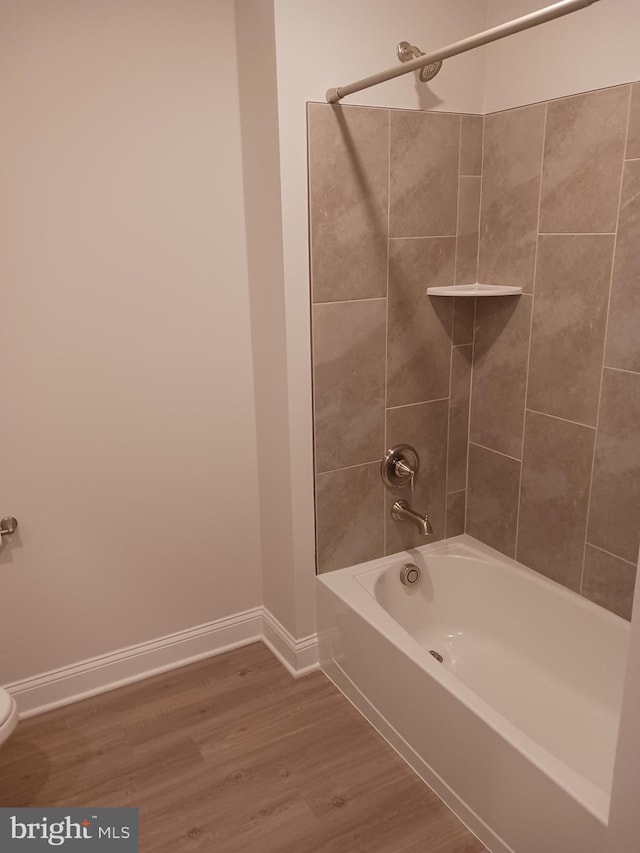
[426,283,523,297]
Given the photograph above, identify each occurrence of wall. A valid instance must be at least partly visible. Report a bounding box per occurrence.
[5,0,639,676]
[475,4,640,840]
[466,81,640,619]
[275,0,487,113]
[302,5,640,609]
[0,0,262,683]
[272,0,487,590]
[234,1,298,635]
[484,0,640,113]
[0,0,493,676]
[308,103,482,571]
[271,0,640,619]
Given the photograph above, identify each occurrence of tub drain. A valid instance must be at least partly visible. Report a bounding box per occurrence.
[429,650,443,663]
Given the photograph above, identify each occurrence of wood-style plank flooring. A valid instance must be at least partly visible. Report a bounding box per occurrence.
[0,643,485,852]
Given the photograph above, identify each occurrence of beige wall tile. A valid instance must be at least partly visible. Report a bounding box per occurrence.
[313,299,386,473]
[467,443,520,557]
[527,235,614,426]
[626,83,640,160]
[460,114,483,176]
[605,161,640,372]
[517,411,595,591]
[583,545,636,620]
[588,368,640,564]
[387,238,455,407]
[455,176,481,286]
[308,104,389,302]
[540,86,629,233]
[309,84,640,612]
[470,294,532,459]
[316,463,384,573]
[389,111,459,237]
[446,491,466,538]
[448,345,472,493]
[452,297,475,346]
[385,400,448,554]
[478,103,545,292]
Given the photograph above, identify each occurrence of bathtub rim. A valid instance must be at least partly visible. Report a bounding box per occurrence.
[317,533,629,826]
[355,535,627,633]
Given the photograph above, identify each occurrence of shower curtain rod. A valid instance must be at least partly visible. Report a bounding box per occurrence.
[326,0,601,104]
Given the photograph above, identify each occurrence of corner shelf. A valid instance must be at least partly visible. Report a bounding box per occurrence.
[427,283,523,297]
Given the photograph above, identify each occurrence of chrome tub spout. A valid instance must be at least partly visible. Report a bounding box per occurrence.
[391,500,434,537]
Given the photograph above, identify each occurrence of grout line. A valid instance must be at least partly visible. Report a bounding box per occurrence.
[453,342,473,350]
[446,488,466,496]
[474,115,485,280]
[317,460,382,477]
[386,397,450,411]
[464,116,484,534]
[464,299,477,493]
[306,107,321,575]
[388,235,457,241]
[585,541,638,568]
[579,83,633,597]
[459,173,482,178]
[445,116,463,523]
[624,156,640,162]
[453,115,462,287]
[515,102,548,561]
[469,440,521,463]
[313,296,386,307]
[602,364,640,377]
[445,348,454,514]
[525,407,597,431]
[445,395,452,538]
[537,232,616,236]
[383,110,391,558]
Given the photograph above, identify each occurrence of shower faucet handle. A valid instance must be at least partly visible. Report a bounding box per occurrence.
[394,458,416,492]
[381,444,420,492]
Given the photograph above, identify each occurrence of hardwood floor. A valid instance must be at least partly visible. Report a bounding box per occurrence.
[0,643,485,852]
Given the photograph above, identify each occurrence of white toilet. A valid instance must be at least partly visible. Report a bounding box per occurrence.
[0,687,18,749]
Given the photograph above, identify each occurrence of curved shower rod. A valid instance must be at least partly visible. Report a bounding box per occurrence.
[326,0,602,104]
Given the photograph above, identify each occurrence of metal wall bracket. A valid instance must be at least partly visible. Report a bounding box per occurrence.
[396,41,443,82]
[0,516,18,537]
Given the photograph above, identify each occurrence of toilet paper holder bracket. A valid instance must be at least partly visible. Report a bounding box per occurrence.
[0,516,18,537]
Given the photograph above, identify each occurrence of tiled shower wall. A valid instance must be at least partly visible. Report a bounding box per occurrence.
[308,84,640,621]
[467,82,640,620]
[308,103,482,573]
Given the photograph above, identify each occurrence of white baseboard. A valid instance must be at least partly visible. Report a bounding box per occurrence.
[261,610,319,678]
[6,607,318,719]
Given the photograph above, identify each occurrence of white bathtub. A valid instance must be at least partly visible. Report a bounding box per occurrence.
[316,535,630,853]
